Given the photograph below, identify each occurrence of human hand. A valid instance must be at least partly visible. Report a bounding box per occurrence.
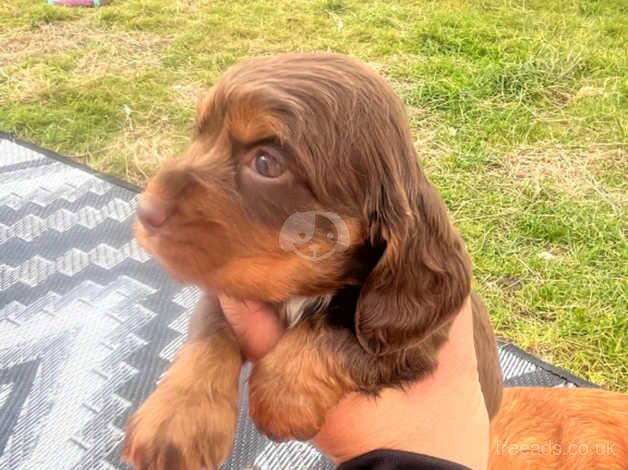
[218,296,285,362]
[217,296,489,470]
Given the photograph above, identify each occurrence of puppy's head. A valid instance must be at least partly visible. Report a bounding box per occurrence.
[136,53,471,353]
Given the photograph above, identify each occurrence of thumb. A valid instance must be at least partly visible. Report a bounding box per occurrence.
[218,296,285,362]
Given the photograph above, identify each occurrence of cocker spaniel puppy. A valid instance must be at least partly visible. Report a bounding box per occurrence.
[123,53,503,470]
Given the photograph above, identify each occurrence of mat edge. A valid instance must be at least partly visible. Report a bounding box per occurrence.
[498,340,598,388]
[0,131,142,193]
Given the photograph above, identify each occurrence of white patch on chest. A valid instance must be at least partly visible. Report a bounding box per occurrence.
[280,295,333,327]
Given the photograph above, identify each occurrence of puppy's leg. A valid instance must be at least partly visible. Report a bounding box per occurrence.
[123,296,242,470]
[248,316,356,441]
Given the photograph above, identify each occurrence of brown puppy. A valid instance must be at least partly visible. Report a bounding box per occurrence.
[489,387,628,469]
[123,53,503,469]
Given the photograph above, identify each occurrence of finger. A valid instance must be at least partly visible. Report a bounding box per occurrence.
[219,297,273,324]
[217,296,285,361]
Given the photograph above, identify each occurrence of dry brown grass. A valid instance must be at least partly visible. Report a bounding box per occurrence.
[0,19,170,103]
[170,83,205,108]
[502,144,626,207]
[0,19,169,66]
[0,17,189,183]
[94,124,189,183]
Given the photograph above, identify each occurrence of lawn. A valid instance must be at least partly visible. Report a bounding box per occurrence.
[0,0,625,390]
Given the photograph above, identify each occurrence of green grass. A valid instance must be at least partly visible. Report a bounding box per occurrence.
[0,0,625,389]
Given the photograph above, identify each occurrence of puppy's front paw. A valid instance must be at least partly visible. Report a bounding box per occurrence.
[122,387,237,470]
[249,381,322,441]
[248,362,346,442]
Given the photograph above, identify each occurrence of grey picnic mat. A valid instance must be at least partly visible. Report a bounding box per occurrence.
[0,134,594,470]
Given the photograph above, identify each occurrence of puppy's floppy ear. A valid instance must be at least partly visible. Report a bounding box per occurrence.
[355,174,472,355]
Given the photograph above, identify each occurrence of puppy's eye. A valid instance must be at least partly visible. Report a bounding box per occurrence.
[252,153,284,178]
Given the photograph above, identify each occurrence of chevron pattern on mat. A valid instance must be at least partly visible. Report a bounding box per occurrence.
[0,135,592,470]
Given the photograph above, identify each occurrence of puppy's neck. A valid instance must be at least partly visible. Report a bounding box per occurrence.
[279,241,384,328]
[279,284,364,330]
[279,295,333,327]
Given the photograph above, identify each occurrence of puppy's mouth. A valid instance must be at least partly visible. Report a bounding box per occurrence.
[134,213,223,284]
[134,218,158,253]
[134,218,186,279]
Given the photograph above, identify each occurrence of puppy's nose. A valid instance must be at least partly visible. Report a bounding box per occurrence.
[136,194,172,229]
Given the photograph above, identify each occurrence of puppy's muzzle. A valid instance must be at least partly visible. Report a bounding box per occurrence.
[137,193,173,230]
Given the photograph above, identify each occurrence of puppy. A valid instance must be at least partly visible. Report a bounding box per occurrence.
[123,53,503,469]
[489,387,628,469]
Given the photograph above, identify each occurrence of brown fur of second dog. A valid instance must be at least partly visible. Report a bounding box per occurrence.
[489,387,628,470]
